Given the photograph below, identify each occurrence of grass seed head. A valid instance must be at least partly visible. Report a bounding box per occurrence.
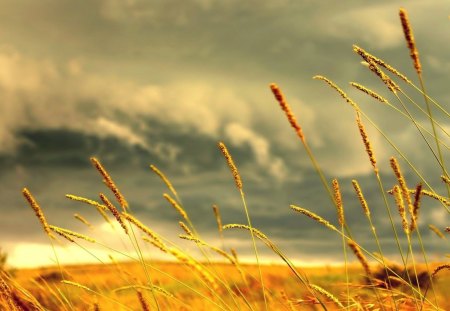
[22,188,54,239]
[332,179,345,226]
[356,114,378,173]
[270,83,305,142]
[348,239,372,277]
[352,180,370,216]
[399,8,422,74]
[163,193,188,220]
[218,142,243,191]
[90,157,128,210]
[313,75,359,111]
[290,205,337,231]
[100,193,128,235]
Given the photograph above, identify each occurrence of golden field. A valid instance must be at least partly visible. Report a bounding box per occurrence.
[1,7,449,311]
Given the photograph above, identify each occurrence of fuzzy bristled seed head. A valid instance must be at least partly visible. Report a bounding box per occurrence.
[350,82,390,105]
[290,205,337,231]
[163,193,188,220]
[332,179,344,226]
[218,142,243,191]
[356,114,378,173]
[348,240,372,277]
[212,204,223,234]
[22,188,54,238]
[313,75,359,111]
[90,157,128,210]
[269,83,305,142]
[352,180,370,216]
[392,185,409,235]
[410,183,422,232]
[100,193,128,234]
[150,164,178,199]
[390,157,415,230]
[399,8,422,75]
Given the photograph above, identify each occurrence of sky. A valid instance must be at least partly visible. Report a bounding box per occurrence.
[0,0,449,268]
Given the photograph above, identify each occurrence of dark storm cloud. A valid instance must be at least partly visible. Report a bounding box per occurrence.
[0,0,449,266]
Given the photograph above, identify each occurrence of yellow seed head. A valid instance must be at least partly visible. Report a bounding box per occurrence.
[270,83,305,142]
[66,194,107,210]
[163,193,188,220]
[428,224,445,239]
[290,205,337,231]
[179,221,193,236]
[392,185,409,235]
[74,213,93,228]
[313,75,359,110]
[350,82,390,105]
[310,284,344,309]
[352,180,370,216]
[399,8,422,74]
[122,212,163,245]
[22,188,53,238]
[150,164,178,199]
[332,179,344,226]
[212,204,223,234]
[218,142,243,191]
[390,157,415,230]
[49,225,96,243]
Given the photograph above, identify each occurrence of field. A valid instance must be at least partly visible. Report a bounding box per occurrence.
[8,262,450,310]
[1,6,450,311]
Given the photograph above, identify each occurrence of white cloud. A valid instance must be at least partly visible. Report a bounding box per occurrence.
[224,122,287,181]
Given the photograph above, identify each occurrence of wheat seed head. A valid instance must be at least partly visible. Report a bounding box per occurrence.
[390,157,415,229]
[150,164,178,198]
[218,142,243,191]
[350,82,390,105]
[290,205,337,231]
[392,185,409,235]
[269,83,305,142]
[50,225,96,243]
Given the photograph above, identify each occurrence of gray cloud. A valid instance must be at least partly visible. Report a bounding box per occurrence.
[0,0,449,267]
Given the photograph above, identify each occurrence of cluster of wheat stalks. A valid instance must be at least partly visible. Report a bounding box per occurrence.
[1,7,449,311]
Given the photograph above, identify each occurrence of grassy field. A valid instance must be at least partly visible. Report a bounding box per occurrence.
[8,261,450,310]
[1,6,449,311]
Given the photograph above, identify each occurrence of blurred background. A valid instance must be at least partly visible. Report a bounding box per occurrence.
[0,0,448,267]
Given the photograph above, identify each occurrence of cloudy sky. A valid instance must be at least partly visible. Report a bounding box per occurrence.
[1,0,449,268]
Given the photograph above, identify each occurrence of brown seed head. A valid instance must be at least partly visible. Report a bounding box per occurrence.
[348,239,372,277]
[136,291,150,311]
[212,204,223,234]
[356,113,378,173]
[270,83,305,142]
[179,221,193,236]
[431,264,450,278]
[22,188,53,238]
[352,180,370,216]
[399,8,422,74]
[332,179,344,226]
[218,142,243,191]
[100,193,128,234]
[410,183,422,232]
[90,157,128,210]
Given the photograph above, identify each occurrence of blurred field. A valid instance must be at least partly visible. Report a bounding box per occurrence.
[7,261,450,310]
